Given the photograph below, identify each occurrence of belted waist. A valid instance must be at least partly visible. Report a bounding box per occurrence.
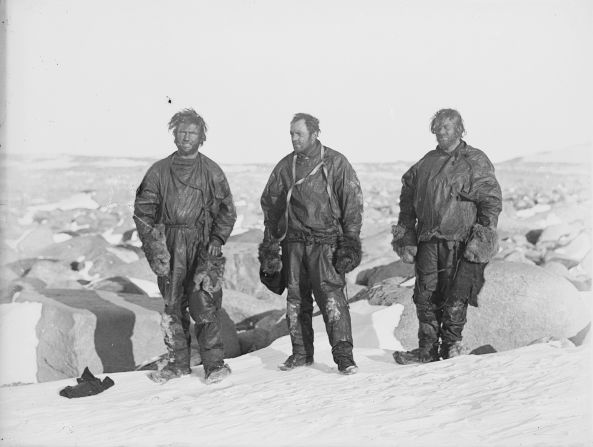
[285,232,338,245]
[164,223,203,229]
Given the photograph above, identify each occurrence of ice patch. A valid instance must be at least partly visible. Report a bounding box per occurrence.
[18,192,100,225]
[372,304,405,351]
[516,203,552,218]
[106,246,140,263]
[128,278,162,297]
[52,233,73,243]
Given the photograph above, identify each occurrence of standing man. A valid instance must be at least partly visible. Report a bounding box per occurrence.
[392,108,502,364]
[134,108,237,383]
[260,113,364,375]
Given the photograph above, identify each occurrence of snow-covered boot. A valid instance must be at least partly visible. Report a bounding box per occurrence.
[393,347,439,365]
[441,341,469,360]
[147,364,190,384]
[337,357,359,375]
[278,354,314,371]
[205,363,232,384]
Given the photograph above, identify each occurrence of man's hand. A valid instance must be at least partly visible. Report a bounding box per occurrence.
[258,238,282,275]
[208,238,222,257]
[334,234,362,274]
[391,224,417,264]
[144,223,171,277]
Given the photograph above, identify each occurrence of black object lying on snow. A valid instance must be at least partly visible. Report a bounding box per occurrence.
[59,367,114,399]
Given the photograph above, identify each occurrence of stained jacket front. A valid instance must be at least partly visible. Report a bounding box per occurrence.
[260,142,363,240]
[134,152,236,245]
[398,140,502,242]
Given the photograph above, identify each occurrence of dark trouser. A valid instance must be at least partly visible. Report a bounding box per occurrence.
[413,239,468,351]
[283,241,354,364]
[157,228,224,371]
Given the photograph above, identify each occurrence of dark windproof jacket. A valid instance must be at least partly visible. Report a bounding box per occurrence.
[261,142,363,241]
[134,152,236,245]
[398,140,502,242]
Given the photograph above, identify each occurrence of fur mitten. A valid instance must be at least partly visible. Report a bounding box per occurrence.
[391,224,417,264]
[464,224,499,263]
[194,254,226,294]
[144,223,171,277]
[334,234,362,274]
[258,238,282,275]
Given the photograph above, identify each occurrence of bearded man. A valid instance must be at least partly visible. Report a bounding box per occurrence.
[392,108,502,364]
[134,109,236,383]
[260,113,364,375]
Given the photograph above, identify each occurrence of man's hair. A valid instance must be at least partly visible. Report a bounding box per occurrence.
[430,108,465,138]
[291,113,320,135]
[168,108,208,146]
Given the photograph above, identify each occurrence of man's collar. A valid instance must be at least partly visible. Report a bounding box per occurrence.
[436,139,465,156]
[295,140,322,160]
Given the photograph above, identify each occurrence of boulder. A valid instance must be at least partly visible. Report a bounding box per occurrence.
[90,276,149,295]
[15,225,55,256]
[36,234,111,264]
[545,232,591,268]
[356,260,414,287]
[6,286,240,383]
[222,288,284,324]
[24,259,85,289]
[537,222,574,247]
[352,277,413,306]
[366,261,590,353]
[543,261,571,279]
[223,241,283,299]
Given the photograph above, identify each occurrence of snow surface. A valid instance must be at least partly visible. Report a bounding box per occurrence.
[0,301,591,446]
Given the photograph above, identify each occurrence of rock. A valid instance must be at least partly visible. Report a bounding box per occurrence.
[503,250,536,265]
[356,261,414,287]
[581,250,592,274]
[238,328,271,354]
[90,276,149,295]
[100,259,155,283]
[363,260,590,353]
[528,336,575,348]
[7,286,241,383]
[236,309,289,354]
[25,259,86,289]
[545,233,592,268]
[236,309,286,332]
[15,225,55,256]
[569,322,591,346]
[36,234,111,264]
[525,229,543,245]
[355,277,414,306]
[222,288,284,324]
[0,265,19,285]
[537,222,573,246]
[0,242,19,265]
[543,261,571,279]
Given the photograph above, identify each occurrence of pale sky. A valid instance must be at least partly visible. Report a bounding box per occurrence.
[3,0,592,163]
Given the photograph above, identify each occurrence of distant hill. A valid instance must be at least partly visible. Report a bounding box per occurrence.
[500,143,591,165]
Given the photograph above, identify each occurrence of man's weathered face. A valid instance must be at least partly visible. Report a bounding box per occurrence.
[290,119,317,154]
[434,117,461,152]
[175,122,202,157]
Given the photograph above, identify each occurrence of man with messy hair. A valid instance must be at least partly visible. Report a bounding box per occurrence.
[260,113,364,375]
[392,108,502,364]
[134,108,236,383]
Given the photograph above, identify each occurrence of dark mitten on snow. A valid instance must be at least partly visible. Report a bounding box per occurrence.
[59,367,114,399]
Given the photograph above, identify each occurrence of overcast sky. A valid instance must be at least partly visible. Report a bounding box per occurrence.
[3,0,592,163]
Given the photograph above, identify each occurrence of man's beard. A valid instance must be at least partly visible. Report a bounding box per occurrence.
[175,140,200,157]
